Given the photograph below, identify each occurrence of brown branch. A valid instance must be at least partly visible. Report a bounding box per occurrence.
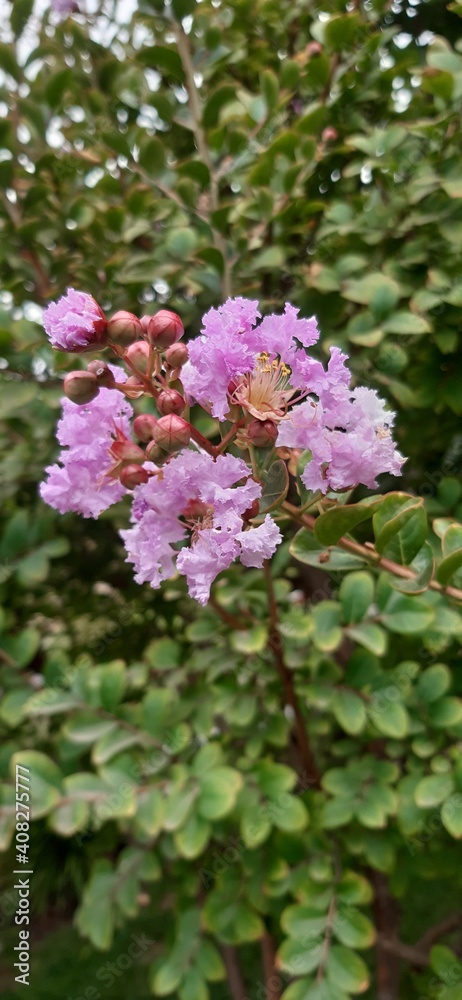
[261,931,282,1000]
[417,912,462,953]
[220,945,247,1000]
[263,561,320,787]
[283,503,462,604]
[371,871,400,1000]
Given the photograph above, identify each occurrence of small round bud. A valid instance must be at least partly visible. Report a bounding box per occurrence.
[120,464,150,489]
[322,126,338,143]
[110,440,146,465]
[153,414,191,452]
[145,440,164,463]
[107,310,144,345]
[133,413,158,443]
[124,375,144,399]
[145,310,184,350]
[306,41,322,57]
[86,360,115,387]
[248,419,278,448]
[124,340,150,373]
[63,371,100,405]
[157,389,186,416]
[242,499,260,522]
[164,343,189,368]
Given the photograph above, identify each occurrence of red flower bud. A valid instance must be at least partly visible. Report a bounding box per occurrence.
[322,126,338,143]
[306,41,322,57]
[157,389,186,416]
[133,413,158,443]
[63,371,100,405]
[120,464,150,489]
[145,440,165,463]
[86,360,116,387]
[145,310,184,350]
[110,440,146,465]
[153,414,191,452]
[164,343,189,368]
[248,419,278,448]
[242,499,260,522]
[124,375,145,399]
[107,310,144,345]
[124,340,150,373]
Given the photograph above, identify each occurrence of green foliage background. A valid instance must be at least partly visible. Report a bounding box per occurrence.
[1,0,462,997]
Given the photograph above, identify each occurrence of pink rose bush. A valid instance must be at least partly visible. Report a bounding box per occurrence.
[40,289,404,603]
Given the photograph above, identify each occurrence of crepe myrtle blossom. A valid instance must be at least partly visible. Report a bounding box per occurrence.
[181,297,325,422]
[40,367,133,518]
[43,288,107,353]
[277,386,404,493]
[121,451,282,605]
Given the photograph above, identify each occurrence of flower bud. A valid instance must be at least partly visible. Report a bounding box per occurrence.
[120,464,150,489]
[124,340,150,373]
[133,413,158,443]
[242,499,260,522]
[110,440,146,465]
[86,360,115,387]
[157,389,186,416]
[63,371,100,405]
[248,419,278,448]
[322,126,338,143]
[145,440,164,463]
[306,41,322,57]
[153,414,191,452]
[145,310,184,350]
[107,310,144,345]
[124,375,145,399]
[164,343,189,368]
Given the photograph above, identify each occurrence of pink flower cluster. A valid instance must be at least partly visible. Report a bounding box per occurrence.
[121,452,281,605]
[40,291,404,603]
[40,368,132,518]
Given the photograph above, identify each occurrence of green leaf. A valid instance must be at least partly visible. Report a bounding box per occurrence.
[261,69,279,111]
[152,960,182,996]
[387,542,434,594]
[75,868,115,950]
[342,273,400,315]
[326,945,370,993]
[259,460,289,513]
[417,664,451,703]
[179,968,208,1000]
[11,750,63,820]
[49,799,90,837]
[436,523,462,584]
[0,627,40,667]
[346,623,388,656]
[373,493,427,566]
[196,940,226,982]
[231,624,268,654]
[382,311,431,335]
[290,529,366,570]
[441,796,462,838]
[334,908,376,949]
[340,572,374,624]
[381,593,434,635]
[427,697,462,729]
[315,498,383,547]
[277,939,324,975]
[332,690,367,735]
[322,798,354,829]
[312,601,342,652]
[198,767,243,820]
[175,812,211,859]
[371,701,409,738]
[414,774,454,809]
[273,794,309,832]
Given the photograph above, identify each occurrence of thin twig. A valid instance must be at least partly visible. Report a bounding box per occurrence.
[263,561,320,787]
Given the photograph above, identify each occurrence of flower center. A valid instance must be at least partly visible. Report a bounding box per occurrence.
[233,353,295,420]
[182,498,215,542]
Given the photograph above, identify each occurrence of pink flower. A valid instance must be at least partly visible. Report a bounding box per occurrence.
[51,0,78,16]
[43,288,107,353]
[277,387,404,493]
[40,368,133,518]
[181,298,319,421]
[121,451,281,604]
